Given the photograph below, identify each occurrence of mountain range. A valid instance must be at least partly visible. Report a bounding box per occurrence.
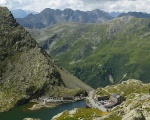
[0,7,93,112]
[16,8,150,30]
[11,8,121,19]
[16,8,113,29]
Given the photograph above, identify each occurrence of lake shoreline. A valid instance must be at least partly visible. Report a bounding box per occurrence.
[0,97,86,113]
[28,98,86,111]
[0,99,86,120]
[28,100,61,111]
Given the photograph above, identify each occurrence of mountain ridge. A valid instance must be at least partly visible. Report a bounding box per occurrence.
[16,8,113,29]
[0,7,93,112]
[118,11,150,18]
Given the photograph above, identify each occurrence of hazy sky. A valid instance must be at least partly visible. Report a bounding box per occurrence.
[0,0,150,13]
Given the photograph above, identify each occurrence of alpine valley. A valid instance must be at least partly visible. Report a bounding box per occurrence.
[0,5,150,120]
[26,10,150,88]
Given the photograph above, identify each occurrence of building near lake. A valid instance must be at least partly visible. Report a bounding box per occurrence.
[104,93,124,109]
[61,95,74,100]
[109,93,120,102]
[109,93,122,103]
[104,102,117,109]
[97,95,109,101]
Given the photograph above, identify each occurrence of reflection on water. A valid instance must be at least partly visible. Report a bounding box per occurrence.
[0,100,86,120]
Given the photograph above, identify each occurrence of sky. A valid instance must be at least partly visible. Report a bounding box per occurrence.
[0,0,150,13]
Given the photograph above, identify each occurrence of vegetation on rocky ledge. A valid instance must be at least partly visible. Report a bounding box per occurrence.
[53,79,150,120]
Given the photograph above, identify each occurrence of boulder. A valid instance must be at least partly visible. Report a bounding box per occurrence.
[122,109,146,120]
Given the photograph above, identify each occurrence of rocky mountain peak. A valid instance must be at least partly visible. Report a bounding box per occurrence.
[41,8,55,14]
[91,9,102,13]
[63,8,74,15]
[0,7,16,25]
[63,8,74,12]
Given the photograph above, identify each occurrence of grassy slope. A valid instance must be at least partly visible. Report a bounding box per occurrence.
[53,108,108,120]
[28,16,150,88]
[55,65,94,92]
[95,79,150,97]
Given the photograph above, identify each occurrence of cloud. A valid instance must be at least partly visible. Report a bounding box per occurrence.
[82,0,150,13]
[0,0,7,5]
[0,0,84,12]
[0,0,150,13]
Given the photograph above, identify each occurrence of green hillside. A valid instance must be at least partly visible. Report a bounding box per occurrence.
[29,16,150,88]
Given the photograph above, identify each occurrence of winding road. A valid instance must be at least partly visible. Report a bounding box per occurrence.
[88,90,107,112]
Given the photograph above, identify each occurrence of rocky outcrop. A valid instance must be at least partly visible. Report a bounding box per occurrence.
[122,109,146,120]
[109,80,150,120]
[120,94,150,120]
[52,80,150,120]
[52,112,64,120]
[52,108,78,120]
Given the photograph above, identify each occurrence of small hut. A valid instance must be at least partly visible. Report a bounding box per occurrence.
[61,95,74,100]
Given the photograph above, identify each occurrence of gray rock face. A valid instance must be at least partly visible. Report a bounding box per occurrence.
[16,8,113,29]
[122,109,146,120]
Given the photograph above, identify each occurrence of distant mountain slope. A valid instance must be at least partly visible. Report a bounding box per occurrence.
[11,9,38,18]
[16,8,113,29]
[29,16,150,88]
[108,11,121,17]
[118,12,150,18]
[0,7,93,112]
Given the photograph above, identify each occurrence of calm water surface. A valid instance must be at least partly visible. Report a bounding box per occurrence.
[0,100,86,120]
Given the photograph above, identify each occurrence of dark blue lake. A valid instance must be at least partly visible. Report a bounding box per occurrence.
[0,100,86,120]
